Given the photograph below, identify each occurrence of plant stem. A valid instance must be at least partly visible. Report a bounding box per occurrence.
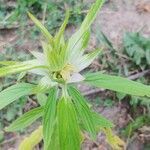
[62,84,68,98]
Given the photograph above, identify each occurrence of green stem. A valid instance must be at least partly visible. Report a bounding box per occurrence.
[62,84,68,98]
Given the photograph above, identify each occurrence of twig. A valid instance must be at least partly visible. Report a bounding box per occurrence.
[83,89,105,96]
[128,69,150,80]
[0,136,19,145]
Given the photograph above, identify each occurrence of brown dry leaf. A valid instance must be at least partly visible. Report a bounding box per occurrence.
[103,128,125,150]
[139,126,150,142]
[136,2,150,13]
[19,126,43,150]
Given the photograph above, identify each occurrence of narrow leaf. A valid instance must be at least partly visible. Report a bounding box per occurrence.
[92,112,114,130]
[46,121,60,150]
[57,98,81,150]
[37,93,47,106]
[0,61,18,66]
[85,72,150,97]
[43,87,57,150]
[0,60,46,77]
[30,51,46,64]
[0,83,35,110]
[80,0,104,31]
[19,126,43,150]
[55,10,70,42]
[76,49,102,71]
[33,76,57,93]
[67,0,104,56]
[103,128,125,150]
[28,12,53,44]
[68,86,96,139]
[6,107,43,132]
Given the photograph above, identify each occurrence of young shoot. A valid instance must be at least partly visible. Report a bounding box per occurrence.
[0,0,150,149]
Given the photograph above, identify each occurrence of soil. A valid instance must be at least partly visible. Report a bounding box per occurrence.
[0,0,150,149]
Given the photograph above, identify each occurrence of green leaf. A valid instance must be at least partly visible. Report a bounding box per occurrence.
[0,61,18,66]
[0,83,35,110]
[123,32,150,66]
[57,98,81,150]
[82,30,90,49]
[67,0,104,59]
[47,122,60,150]
[76,49,102,71]
[48,48,67,71]
[80,0,104,32]
[68,86,96,139]
[30,51,45,62]
[92,112,114,131]
[84,72,150,97]
[122,115,150,137]
[28,12,53,44]
[36,93,47,106]
[17,72,27,81]
[68,30,91,63]
[43,87,57,150]
[6,107,43,132]
[0,60,46,77]
[33,76,57,93]
[96,31,115,50]
[55,10,70,43]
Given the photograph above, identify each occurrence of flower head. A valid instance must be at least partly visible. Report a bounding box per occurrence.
[27,11,102,86]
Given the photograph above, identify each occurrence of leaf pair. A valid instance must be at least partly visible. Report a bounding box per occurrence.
[43,87,81,150]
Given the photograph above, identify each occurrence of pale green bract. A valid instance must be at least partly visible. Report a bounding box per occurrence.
[0,0,150,149]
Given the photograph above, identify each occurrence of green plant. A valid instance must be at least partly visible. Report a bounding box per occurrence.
[1,0,86,28]
[123,32,150,69]
[122,115,150,138]
[0,0,150,149]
